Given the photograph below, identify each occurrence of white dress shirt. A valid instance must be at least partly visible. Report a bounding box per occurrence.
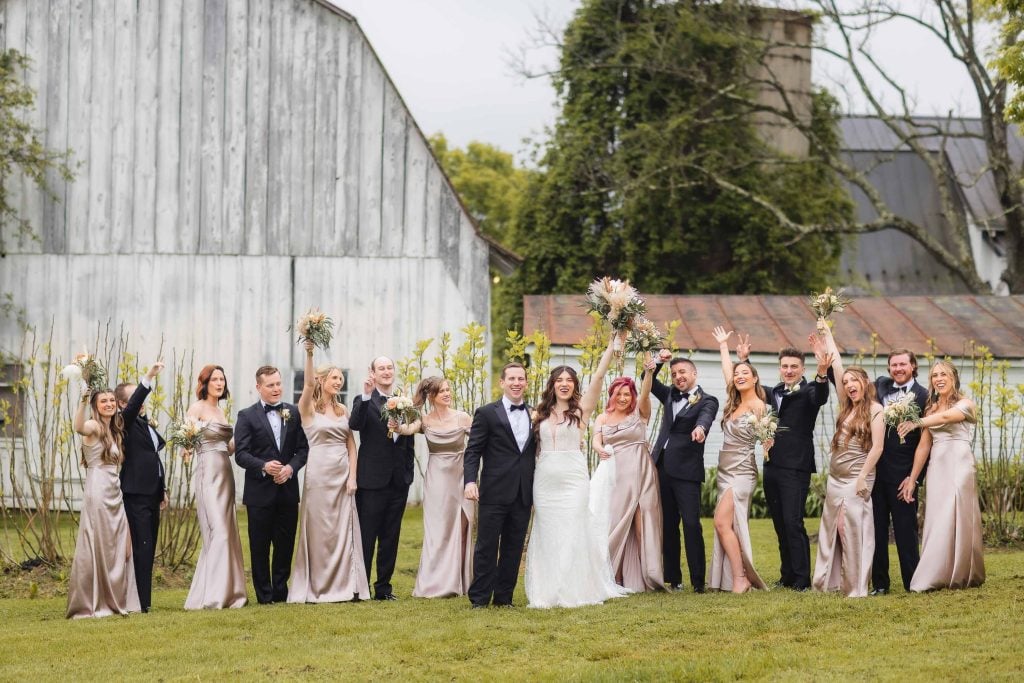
[261,400,283,449]
[884,379,916,406]
[502,396,530,452]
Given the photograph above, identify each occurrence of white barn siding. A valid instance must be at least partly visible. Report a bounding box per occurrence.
[0,0,493,504]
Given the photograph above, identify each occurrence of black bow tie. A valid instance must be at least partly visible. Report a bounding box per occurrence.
[509,403,527,412]
[264,403,284,413]
[671,389,689,403]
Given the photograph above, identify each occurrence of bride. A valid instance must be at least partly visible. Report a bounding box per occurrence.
[525,331,630,608]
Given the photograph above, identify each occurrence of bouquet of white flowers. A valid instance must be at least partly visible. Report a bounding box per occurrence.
[380,392,420,438]
[167,417,208,463]
[584,277,647,331]
[295,308,335,350]
[60,352,108,392]
[745,409,783,460]
[883,392,922,444]
[623,317,665,356]
[809,286,853,325]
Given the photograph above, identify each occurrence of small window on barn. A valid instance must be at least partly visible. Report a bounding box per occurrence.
[0,363,25,438]
[293,369,350,407]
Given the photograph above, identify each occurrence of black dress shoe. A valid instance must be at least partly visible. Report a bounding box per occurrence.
[493,602,514,609]
[869,587,889,596]
[374,593,398,601]
[668,583,683,591]
[693,585,706,594]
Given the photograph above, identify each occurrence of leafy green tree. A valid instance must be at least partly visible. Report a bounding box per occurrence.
[497,0,851,332]
[428,133,530,246]
[0,49,74,256]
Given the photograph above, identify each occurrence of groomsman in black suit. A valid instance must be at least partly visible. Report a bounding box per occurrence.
[870,349,928,594]
[114,360,167,613]
[350,356,415,601]
[738,340,829,590]
[234,366,309,604]
[650,350,719,593]
[463,362,535,607]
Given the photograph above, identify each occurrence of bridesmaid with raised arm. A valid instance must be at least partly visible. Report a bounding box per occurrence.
[592,356,664,592]
[184,365,247,610]
[707,326,769,593]
[289,340,370,603]
[67,385,141,618]
[391,377,475,598]
[897,360,985,591]
[813,323,885,597]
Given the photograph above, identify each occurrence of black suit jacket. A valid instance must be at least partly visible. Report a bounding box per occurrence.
[349,389,416,490]
[463,400,536,506]
[234,401,309,506]
[873,376,929,484]
[650,372,719,483]
[119,382,166,496]
[762,377,829,473]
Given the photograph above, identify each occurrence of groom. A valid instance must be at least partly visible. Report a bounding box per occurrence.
[234,365,309,604]
[463,362,535,608]
[650,351,718,593]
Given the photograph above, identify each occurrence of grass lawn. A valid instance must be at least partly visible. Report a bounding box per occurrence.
[2,507,1022,681]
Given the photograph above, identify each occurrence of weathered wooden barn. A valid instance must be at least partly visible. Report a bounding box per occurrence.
[0,0,513,502]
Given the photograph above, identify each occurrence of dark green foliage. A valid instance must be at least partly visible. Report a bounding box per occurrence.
[497,0,852,334]
[700,467,827,518]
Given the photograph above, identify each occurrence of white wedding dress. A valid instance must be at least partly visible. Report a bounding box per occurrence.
[525,417,630,608]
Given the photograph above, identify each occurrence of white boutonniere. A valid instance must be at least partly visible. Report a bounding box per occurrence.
[688,391,701,406]
[147,416,159,430]
[280,408,292,423]
[786,383,801,394]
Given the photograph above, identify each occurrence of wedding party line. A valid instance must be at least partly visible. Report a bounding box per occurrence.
[63,282,986,618]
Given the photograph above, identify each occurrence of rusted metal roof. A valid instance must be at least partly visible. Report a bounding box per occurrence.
[523,294,1024,359]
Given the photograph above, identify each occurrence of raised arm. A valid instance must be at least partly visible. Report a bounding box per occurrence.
[298,340,316,422]
[349,375,374,431]
[712,326,734,387]
[73,388,97,437]
[580,331,622,419]
[817,321,845,405]
[648,348,673,403]
[637,353,655,422]
[807,333,833,406]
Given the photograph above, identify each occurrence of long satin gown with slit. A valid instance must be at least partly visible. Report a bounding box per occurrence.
[709,418,767,591]
[812,422,875,597]
[602,413,664,592]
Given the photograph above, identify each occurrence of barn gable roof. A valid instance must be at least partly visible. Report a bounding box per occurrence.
[523,294,1024,359]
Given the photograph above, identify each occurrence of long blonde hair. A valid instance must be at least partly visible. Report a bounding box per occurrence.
[831,367,876,452]
[925,360,972,420]
[83,389,124,467]
[311,365,345,414]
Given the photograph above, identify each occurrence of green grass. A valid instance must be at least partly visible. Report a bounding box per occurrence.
[2,508,1022,681]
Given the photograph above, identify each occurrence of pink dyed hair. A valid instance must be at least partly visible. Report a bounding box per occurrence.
[605,377,638,413]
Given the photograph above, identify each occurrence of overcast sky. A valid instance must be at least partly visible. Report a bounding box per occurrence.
[335,0,986,162]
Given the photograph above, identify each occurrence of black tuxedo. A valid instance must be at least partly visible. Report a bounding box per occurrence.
[118,381,166,611]
[650,370,718,589]
[761,377,829,590]
[463,398,536,606]
[871,376,928,591]
[234,400,309,603]
[350,389,416,598]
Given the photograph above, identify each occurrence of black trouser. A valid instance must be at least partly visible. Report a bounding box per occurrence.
[763,465,811,589]
[356,479,410,597]
[658,465,705,589]
[871,479,920,591]
[468,495,532,606]
[246,495,299,603]
[123,491,162,611]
